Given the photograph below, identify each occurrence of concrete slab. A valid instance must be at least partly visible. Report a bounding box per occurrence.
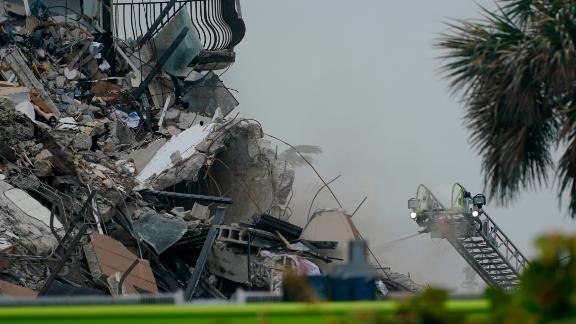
[4,187,62,229]
[0,181,58,255]
[136,123,214,188]
[128,138,167,174]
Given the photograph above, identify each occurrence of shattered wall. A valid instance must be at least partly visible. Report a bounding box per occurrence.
[135,119,295,225]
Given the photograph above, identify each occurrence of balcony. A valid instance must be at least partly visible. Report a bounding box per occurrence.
[112,0,245,70]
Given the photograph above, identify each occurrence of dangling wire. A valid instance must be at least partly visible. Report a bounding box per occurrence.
[306,175,341,225]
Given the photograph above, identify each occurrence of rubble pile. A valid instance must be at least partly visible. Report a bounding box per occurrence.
[0,1,420,301]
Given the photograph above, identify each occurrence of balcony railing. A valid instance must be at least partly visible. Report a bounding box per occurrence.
[112,0,245,52]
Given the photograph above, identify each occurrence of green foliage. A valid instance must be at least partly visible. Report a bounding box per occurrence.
[510,234,576,322]
[438,0,576,216]
[396,288,465,324]
[485,285,537,323]
[484,233,576,322]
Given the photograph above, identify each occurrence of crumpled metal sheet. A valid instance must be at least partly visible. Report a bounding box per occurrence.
[182,72,239,117]
[132,211,188,254]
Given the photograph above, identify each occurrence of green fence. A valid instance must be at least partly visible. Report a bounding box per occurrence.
[0,300,491,323]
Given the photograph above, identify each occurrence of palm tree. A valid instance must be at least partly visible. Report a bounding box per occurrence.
[438,0,576,217]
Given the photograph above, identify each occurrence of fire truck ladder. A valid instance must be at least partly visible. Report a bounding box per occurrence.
[408,184,529,290]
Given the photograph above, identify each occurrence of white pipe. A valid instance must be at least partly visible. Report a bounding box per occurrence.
[22,0,30,16]
[158,95,171,130]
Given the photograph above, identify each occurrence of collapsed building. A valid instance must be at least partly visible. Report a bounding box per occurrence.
[0,0,420,301]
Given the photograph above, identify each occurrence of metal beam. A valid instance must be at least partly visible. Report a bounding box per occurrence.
[137,0,178,47]
[38,223,88,296]
[132,26,189,100]
[184,207,225,300]
[3,48,61,118]
[118,259,140,295]
[139,189,233,205]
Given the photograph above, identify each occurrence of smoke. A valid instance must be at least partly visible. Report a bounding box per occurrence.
[285,166,472,293]
[221,0,560,294]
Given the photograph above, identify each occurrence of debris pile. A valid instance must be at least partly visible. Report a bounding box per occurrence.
[0,1,420,301]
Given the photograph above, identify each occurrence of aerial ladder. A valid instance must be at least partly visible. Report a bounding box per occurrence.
[407,183,529,290]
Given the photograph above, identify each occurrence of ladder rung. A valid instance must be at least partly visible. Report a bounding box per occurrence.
[487,269,514,274]
[463,241,488,246]
[472,259,500,263]
[491,271,517,276]
[468,248,496,253]
[474,255,501,260]
[492,277,517,281]
[462,238,485,243]
[478,261,505,266]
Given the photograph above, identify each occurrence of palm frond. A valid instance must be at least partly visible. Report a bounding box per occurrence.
[500,0,534,26]
[438,1,557,205]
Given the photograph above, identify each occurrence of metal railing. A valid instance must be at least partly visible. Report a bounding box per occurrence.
[476,211,529,274]
[112,0,245,51]
[415,184,444,213]
[410,183,529,289]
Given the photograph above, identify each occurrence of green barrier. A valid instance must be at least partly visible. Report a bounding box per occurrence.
[0,300,491,323]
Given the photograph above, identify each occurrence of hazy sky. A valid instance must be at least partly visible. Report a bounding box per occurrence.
[223,0,576,291]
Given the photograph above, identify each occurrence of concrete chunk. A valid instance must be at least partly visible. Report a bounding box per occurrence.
[0,181,60,255]
[207,243,249,284]
[4,187,62,229]
[171,203,210,221]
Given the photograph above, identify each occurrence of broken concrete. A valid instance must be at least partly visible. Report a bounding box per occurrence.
[0,98,35,152]
[207,242,250,285]
[171,203,210,221]
[127,138,167,174]
[135,123,215,188]
[0,0,420,301]
[4,185,62,229]
[0,181,58,255]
